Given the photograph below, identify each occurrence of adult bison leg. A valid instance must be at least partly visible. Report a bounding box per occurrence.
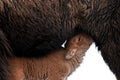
[89,5,120,79]
[0,29,12,80]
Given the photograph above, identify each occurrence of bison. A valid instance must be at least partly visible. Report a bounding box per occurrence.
[8,33,92,80]
[0,0,120,80]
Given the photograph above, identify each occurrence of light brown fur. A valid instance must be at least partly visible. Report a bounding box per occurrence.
[8,33,92,80]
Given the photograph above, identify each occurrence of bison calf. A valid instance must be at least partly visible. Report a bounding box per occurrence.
[8,33,92,80]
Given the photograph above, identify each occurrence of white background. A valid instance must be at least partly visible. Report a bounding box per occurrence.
[68,43,117,80]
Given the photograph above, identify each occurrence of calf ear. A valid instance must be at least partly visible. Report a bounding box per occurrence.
[65,49,77,60]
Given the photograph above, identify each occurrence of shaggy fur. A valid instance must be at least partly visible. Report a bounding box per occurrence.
[8,34,92,80]
[0,0,120,79]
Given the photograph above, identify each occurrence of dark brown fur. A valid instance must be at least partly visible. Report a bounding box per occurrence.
[0,0,120,80]
[8,33,92,80]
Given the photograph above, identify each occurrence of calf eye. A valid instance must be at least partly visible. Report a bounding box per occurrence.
[78,37,81,41]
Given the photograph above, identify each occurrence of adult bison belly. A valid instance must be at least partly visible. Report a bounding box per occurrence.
[0,0,78,57]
